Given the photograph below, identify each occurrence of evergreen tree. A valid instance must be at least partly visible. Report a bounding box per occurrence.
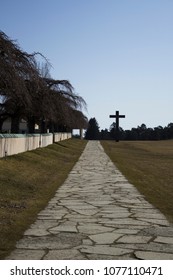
[85,118,100,140]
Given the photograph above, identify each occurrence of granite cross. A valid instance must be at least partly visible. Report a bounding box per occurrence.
[109,110,125,142]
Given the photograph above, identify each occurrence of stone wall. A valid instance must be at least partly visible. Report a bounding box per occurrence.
[0,133,72,158]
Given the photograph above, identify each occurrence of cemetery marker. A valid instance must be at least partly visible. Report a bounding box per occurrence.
[109,110,125,142]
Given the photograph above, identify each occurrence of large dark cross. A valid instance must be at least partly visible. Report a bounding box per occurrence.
[109,110,125,142]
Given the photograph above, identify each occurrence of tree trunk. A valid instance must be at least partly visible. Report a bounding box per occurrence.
[40,119,46,133]
[0,121,3,132]
[0,118,5,132]
[0,116,9,132]
[11,116,20,133]
[27,116,35,133]
[49,121,55,133]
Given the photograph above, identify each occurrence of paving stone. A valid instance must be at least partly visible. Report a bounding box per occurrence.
[101,218,150,226]
[16,233,85,250]
[80,245,133,256]
[117,235,152,244]
[87,253,136,260]
[99,210,129,215]
[78,224,114,235]
[24,228,50,236]
[6,249,45,260]
[135,251,173,260]
[38,210,68,219]
[154,236,173,244]
[82,239,94,245]
[139,226,173,237]
[89,233,123,244]
[98,221,156,230]
[64,206,98,216]
[44,249,87,260]
[49,220,78,233]
[114,243,173,254]
[24,220,59,236]
[65,215,98,223]
[118,199,143,204]
[130,205,156,209]
[113,229,139,234]
[101,212,130,218]
[137,218,169,226]
[37,215,65,220]
[88,200,113,206]
[132,212,166,220]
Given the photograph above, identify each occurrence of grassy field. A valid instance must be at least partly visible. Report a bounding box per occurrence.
[0,139,87,260]
[101,140,173,224]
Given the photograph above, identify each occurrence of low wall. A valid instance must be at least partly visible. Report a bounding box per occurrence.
[54,132,72,142]
[0,132,72,158]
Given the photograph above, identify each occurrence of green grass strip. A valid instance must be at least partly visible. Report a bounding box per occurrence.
[101,140,173,224]
[0,139,87,259]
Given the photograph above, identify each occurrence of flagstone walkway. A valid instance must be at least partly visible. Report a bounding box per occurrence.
[6,141,173,260]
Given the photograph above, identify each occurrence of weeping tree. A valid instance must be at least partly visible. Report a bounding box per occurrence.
[25,78,48,133]
[0,31,43,132]
[67,108,88,131]
[0,31,88,133]
[42,78,87,133]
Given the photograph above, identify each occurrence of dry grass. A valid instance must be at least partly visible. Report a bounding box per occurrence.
[0,139,87,259]
[101,140,173,223]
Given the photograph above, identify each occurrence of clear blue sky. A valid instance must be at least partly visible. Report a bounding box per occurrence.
[1,0,173,130]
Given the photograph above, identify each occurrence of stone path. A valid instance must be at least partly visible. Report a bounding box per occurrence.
[6,141,173,260]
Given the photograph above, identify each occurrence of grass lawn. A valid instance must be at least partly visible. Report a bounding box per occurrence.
[101,140,173,224]
[0,138,87,259]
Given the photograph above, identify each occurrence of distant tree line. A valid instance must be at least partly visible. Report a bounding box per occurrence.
[0,31,87,133]
[85,118,173,141]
